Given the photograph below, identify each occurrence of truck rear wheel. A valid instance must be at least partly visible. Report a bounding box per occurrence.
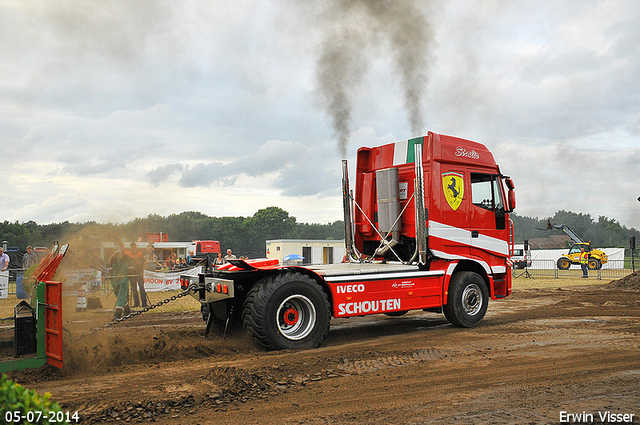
[443,272,488,328]
[242,272,331,350]
[588,258,601,270]
[557,257,571,270]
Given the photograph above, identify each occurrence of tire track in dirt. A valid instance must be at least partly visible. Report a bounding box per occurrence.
[204,340,639,425]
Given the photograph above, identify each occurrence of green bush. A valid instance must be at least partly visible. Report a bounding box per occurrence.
[0,374,62,424]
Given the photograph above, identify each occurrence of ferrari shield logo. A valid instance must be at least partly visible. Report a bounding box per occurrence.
[442,172,464,211]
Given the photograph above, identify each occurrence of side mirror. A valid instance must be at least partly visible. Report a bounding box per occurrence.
[505,178,515,190]
[507,189,516,212]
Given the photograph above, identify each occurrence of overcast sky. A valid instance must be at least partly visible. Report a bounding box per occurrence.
[2,0,639,230]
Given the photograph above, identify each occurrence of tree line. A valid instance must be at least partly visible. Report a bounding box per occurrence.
[0,207,344,257]
[1,207,638,258]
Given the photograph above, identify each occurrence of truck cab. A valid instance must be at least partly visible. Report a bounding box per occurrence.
[352,132,515,298]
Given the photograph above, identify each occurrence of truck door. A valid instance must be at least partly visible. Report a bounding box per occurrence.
[430,166,471,257]
[469,172,509,257]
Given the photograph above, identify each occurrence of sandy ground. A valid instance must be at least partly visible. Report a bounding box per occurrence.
[5,276,640,424]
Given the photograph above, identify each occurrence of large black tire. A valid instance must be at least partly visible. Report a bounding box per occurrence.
[242,272,331,350]
[557,257,571,270]
[588,258,601,270]
[443,271,489,328]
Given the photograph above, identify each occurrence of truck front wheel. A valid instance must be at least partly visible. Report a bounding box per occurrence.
[443,272,488,328]
[242,272,331,350]
[588,258,601,270]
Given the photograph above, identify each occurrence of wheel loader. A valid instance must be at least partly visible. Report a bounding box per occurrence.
[541,221,608,270]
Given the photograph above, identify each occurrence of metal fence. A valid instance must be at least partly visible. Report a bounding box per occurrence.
[512,258,634,280]
[3,268,29,296]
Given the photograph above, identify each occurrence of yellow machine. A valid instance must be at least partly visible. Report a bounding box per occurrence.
[557,241,608,270]
[543,222,608,270]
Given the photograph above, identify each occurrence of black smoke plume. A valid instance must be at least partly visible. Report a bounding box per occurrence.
[316,0,433,157]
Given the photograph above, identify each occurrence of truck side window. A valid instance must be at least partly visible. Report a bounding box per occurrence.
[471,173,505,211]
[471,173,493,210]
[471,173,506,229]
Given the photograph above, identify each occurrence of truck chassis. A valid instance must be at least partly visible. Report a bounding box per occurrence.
[183,260,490,350]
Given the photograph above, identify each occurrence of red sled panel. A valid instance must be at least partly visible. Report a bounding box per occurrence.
[44,280,63,369]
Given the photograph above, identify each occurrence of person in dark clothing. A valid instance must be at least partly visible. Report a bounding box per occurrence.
[22,245,38,270]
[110,243,132,319]
[126,242,148,308]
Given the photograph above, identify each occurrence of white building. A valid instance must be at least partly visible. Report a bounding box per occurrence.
[266,239,346,265]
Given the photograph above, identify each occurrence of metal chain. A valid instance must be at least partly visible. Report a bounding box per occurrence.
[69,285,197,342]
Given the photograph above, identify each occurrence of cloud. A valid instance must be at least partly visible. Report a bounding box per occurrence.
[498,142,640,228]
[146,164,185,186]
[1,0,640,231]
[11,193,93,225]
[428,1,640,146]
[161,139,341,197]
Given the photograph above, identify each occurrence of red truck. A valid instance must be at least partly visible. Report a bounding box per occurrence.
[182,132,516,350]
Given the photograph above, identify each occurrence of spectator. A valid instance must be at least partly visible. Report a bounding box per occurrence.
[213,252,225,267]
[22,245,38,270]
[0,248,9,271]
[126,242,148,308]
[166,252,178,270]
[109,243,131,319]
[174,258,184,270]
[224,249,237,262]
[144,244,160,271]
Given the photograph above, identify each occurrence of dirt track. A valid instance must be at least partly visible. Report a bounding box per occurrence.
[8,280,640,424]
